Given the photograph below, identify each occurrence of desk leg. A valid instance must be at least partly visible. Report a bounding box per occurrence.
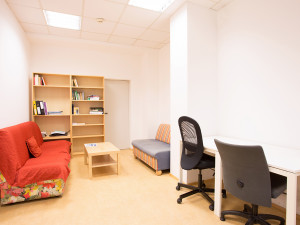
[286,173,297,225]
[214,152,223,217]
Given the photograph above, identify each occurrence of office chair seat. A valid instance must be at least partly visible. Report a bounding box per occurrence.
[181,153,215,170]
[196,154,215,169]
[270,173,287,198]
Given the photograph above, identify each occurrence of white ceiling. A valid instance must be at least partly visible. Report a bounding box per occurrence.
[6,0,233,49]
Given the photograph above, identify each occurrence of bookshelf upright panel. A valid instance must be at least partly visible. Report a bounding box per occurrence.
[71,75,105,155]
[32,73,71,143]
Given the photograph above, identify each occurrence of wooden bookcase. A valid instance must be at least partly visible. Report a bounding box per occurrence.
[32,73,105,155]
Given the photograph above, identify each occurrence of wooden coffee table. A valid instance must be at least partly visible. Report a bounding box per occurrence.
[84,142,120,178]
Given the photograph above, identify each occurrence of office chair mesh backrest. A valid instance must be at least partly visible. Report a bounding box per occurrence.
[214,139,272,207]
[178,116,204,170]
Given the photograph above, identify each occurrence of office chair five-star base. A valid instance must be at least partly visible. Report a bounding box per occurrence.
[176,171,226,211]
[220,204,285,225]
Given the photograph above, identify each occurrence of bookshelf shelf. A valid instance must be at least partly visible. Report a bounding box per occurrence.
[72,134,104,139]
[33,114,70,117]
[32,73,105,155]
[72,124,104,127]
[43,135,71,140]
[72,86,104,89]
[72,100,104,102]
[34,85,70,88]
[72,114,104,116]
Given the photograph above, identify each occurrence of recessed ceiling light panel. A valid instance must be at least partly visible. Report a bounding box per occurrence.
[128,0,175,12]
[43,10,81,30]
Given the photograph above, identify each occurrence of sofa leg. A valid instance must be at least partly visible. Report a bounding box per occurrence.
[156,170,162,176]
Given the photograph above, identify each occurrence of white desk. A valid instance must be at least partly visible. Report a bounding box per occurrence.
[203,136,300,225]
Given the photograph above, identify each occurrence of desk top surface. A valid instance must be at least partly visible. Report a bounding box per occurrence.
[203,136,300,174]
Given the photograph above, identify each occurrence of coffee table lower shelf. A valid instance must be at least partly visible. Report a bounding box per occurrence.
[84,142,120,178]
[92,155,117,168]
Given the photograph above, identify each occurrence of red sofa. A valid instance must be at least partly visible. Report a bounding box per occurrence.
[0,121,71,205]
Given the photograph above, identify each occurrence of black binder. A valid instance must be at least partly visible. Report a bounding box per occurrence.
[36,101,41,115]
[40,101,45,115]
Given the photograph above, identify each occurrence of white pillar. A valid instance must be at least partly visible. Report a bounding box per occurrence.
[170,3,218,183]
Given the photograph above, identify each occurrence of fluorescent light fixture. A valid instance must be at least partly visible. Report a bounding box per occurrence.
[128,0,175,12]
[43,10,81,30]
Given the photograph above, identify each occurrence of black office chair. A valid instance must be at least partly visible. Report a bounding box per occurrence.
[176,116,226,210]
[214,139,286,225]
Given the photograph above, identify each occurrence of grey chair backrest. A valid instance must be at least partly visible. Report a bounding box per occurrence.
[178,116,204,170]
[214,139,272,207]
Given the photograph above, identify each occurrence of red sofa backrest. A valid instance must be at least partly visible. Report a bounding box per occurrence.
[0,121,43,185]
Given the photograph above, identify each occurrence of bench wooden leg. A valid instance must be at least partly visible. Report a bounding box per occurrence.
[156,170,162,176]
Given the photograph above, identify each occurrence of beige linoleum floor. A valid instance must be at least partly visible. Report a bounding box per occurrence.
[0,149,297,225]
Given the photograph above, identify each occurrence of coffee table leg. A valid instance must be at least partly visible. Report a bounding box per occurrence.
[117,153,120,175]
[84,149,88,165]
[88,155,92,178]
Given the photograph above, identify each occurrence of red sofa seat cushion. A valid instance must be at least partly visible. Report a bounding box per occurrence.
[14,140,71,187]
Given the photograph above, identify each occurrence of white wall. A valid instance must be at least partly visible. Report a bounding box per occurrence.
[170,4,189,180]
[187,3,218,136]
[29,34,162,142]
[217,0,300,213]
[170,3,218,181]
[158,44,170,124]
[0,0,31,128]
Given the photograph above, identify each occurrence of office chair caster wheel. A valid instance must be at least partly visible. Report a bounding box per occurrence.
[220,216,225,221]
[209,204,214,211]
[177,198,182,204]
[176,185,180,191]
[202,183,206,189]
[222,192,227,198]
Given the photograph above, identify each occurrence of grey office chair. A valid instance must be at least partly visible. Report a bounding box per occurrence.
[214,139,286,225]
[176,116,226,210]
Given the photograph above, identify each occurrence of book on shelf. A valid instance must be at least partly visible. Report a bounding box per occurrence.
[72,122,86,125]
[89,107,103,114]
[72,90,84,100]
[87,95,100,100]
[34,101,48,115]
[36,101,42,115]
[33,101,37,115]
[89,111,103,115]
[50,131,68,136]
[41,131,47,138]
[34,74,46,86]
[40,100,45,115]
[41,77,46,85]
[48,111,63,115]
[72,78,78,87]
[43,102,48,115]
[73,107,80,115]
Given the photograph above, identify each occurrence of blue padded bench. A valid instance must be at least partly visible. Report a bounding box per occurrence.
[132,124,170,175]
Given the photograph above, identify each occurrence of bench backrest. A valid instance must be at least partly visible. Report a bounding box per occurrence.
[155,124,170,144]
